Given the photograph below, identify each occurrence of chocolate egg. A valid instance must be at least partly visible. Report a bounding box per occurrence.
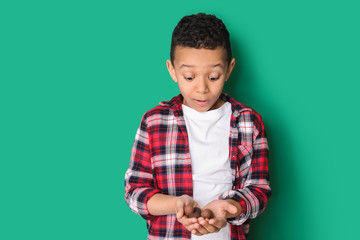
[184,205,201,218]
[188,207,201,218]
[201,209,214,219]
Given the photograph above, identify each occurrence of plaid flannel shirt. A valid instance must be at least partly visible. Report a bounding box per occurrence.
[125,93,271,240]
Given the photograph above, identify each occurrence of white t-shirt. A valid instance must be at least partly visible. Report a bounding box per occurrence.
[182,102,233,240]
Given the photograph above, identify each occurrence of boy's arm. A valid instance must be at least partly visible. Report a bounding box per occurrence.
[124,114,162,220]
[220,112,271,226]
[147,193,178,215]
[124,114,206,235]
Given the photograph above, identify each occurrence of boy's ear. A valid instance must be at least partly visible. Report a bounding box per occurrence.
[225,58,236,81]
[166,59,178,83]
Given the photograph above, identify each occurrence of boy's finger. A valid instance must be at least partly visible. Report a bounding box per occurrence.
[208,218,216,225]
[187,222,200,232]
[178,216,198,226]
[195,224,211,235]
[184,217,198,225]
[189,223,210,236]
[199,219,220,233]
[191,229,203,236]
[208,218,226,229]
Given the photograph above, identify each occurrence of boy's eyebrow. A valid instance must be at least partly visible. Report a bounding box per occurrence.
[179,63,224,69]
[180,64,194,69]
[210,63,224,68]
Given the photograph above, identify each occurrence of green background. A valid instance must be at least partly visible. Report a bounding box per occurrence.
[1,0,359,239]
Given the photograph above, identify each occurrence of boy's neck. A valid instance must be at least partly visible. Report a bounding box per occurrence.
[181,97,225,111]
[209,98,226,111]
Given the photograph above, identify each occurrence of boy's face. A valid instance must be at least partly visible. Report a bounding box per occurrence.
[167,46,235,112]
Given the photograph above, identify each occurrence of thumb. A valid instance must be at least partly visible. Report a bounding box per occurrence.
[176,202,185,219]
[176,207,184,218]
[225,202,238,215]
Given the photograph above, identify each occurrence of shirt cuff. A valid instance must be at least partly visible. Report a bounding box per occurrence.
[219,190,251,225]
[129,188,162,220]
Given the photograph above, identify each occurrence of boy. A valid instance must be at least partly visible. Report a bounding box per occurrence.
[125,13,271,240]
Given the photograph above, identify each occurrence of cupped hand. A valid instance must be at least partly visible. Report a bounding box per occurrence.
[197,199,240,234]
[175,195,207,236]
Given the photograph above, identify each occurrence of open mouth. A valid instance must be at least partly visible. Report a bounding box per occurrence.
[194,100,208,106]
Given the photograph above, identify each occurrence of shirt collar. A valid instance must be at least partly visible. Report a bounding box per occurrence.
[159,93,251,118]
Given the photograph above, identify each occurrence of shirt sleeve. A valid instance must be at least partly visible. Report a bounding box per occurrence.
[124,114,162,220]
[220,112,271,225]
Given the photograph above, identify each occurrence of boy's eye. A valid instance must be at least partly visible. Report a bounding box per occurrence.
[184,77,194,81]
[209,76,219,80]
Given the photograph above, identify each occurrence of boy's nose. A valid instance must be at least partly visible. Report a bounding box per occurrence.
[196,78,209,94]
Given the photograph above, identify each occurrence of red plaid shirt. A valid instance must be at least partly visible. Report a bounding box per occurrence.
[125,93,271,240]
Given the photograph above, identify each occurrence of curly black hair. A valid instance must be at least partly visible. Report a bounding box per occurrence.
[170,13,232,66]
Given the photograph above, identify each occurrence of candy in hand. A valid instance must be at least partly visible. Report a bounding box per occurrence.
[201,209,214,219]
[184,205,202,218]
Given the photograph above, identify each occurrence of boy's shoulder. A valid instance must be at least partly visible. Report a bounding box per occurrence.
[221,93,263,119]
[142,94,181,118]
[139,95,182,127]
[221,93,266,128]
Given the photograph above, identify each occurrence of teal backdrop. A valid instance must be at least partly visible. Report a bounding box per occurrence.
[1,0,359,239]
